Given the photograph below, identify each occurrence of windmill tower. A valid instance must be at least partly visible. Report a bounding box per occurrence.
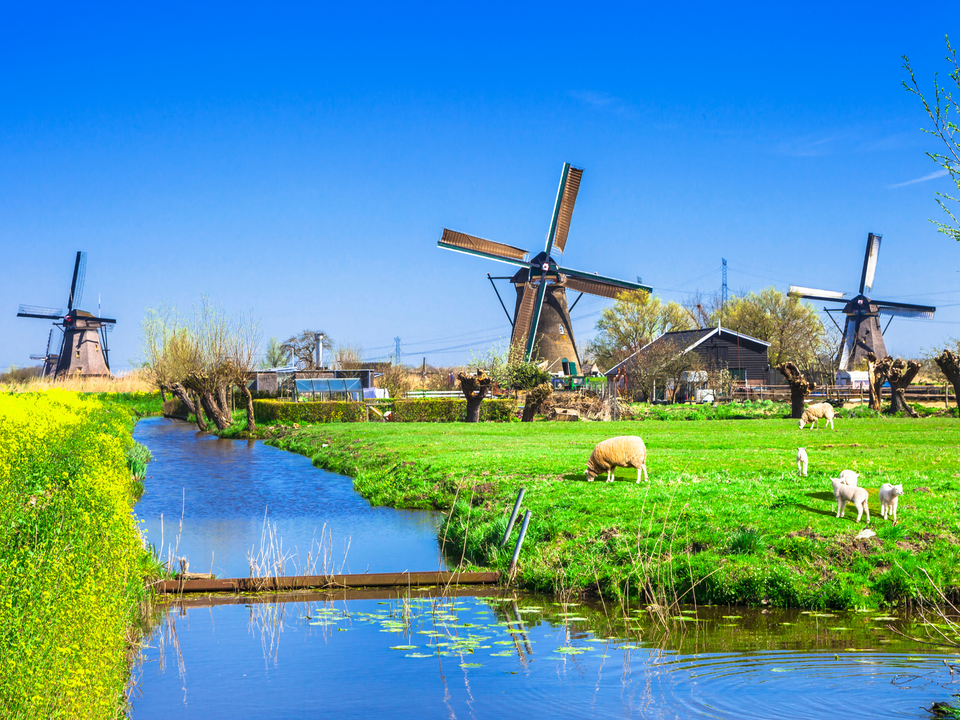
[789,233,935,370]
[17,252,116,378]
[438,163,649,374]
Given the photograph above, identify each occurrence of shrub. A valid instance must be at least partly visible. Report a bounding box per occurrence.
[253,399,368,423]
[392,398,517,422]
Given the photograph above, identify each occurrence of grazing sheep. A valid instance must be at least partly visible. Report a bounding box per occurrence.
[879,483,904,524]
[586,436,648,483]
[796,447,808,477]
[838,469,859,487]
[831,477,870,523]
[798,402,835,430]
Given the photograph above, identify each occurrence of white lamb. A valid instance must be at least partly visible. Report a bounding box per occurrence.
[831,477,870,523]
[796,447,808,477]
[879,483,904,524]
[799,402,835,430]
[838,469,859,487]
[586,436,648,483]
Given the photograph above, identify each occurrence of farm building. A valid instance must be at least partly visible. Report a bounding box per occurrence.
[604,327,772,397]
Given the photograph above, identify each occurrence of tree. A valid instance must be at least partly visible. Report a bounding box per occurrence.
[903,37,960,242]
[140,297,262,432]
[260,337,290,369]
[588,291,695,371]
[281,331,333,370]
[935,348,960,415]
[777,361,814,419]
[458,368,492,422]
[625,338,704,403]
[714,287,832,372]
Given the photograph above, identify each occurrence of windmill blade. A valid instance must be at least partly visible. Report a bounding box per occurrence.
[29,354,47,360]
[544,163,583,256]
[859,233,881,295]
[523,279,550,361]
[875,300,936,319]
[788,286,846,301]
[17,304,65,319]
[562,273,650,299]
[838,316,858,371]
[557,266,651,295]
[67,251,87,311]
[439,229,530,267]
[511,282,538,356]
[45,328,54,354]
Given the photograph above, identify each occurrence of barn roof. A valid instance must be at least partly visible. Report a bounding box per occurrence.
[604,327,771,377]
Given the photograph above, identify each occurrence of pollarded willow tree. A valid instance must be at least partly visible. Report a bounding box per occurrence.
[140,297,262,432]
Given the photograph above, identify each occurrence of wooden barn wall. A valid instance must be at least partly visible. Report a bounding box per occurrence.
[693,336,769,382]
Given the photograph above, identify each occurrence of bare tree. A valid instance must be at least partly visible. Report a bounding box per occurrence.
[625,339,703,403]
[777,361,815,419]
[935,349,960,414]
[282,331,333,370]
[458,368,492,422]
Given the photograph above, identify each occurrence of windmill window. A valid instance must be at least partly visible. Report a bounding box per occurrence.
[76,350,81,358]
[558,325,565,335]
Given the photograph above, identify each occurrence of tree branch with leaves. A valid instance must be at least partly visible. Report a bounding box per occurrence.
[903,36,960,242]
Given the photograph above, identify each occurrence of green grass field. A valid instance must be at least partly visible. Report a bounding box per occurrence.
[270,414,960,609]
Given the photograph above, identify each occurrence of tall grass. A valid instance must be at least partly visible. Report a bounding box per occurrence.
[0,369,154,394]
[0,390,158,718]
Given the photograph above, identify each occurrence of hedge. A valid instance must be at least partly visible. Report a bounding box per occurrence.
[392,398,516,422]
[253,399,369,423]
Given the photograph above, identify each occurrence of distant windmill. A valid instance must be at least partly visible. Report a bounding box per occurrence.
[28,328,61,378]
[789,233,935,370]
[17,252,116,377]
[438,163,649,374]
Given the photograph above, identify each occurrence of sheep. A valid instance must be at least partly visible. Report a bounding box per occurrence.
[838,469,859,487]
[831,477,870,523]
[799,402,835,431]
[586,436,648,483]
[796,447,808,477]
[879,483,904,524]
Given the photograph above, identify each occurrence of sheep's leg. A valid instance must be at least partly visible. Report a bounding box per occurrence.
[862,501,870,524]
[836,498,844,518]
[606,468,614,483]
[891,501,897,524]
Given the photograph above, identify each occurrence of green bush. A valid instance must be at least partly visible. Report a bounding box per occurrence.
[392,398,517,422]
[253,399,368,423]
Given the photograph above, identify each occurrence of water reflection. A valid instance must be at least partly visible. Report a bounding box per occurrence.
[133,418,444,577]
[132,592,960,719]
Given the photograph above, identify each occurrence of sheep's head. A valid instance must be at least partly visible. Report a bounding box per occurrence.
[585,468,597,482]
[797,418,806,430]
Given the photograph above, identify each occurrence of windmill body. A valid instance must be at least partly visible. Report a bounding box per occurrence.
[439,164,650,374]
[17,252,116,378]
[789,233,935,371]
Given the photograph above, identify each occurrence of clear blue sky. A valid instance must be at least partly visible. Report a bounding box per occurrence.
[3,2,960,373]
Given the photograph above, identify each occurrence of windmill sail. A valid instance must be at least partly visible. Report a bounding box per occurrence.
[17,305,65,319]
[546,164,583,256]
[859,233,881,294]
[68,251,87,311]
[560,268,650,298]
[788,286,846,301]
[875,300,936,319]
[439,229,529,265]
[511,282,538,355]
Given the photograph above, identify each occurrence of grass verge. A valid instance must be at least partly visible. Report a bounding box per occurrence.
[267,415,960,609]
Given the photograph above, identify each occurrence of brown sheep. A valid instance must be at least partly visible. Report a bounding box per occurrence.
[586,436,648,483]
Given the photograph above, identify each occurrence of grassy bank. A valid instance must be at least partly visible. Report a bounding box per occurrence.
[269,415,960,609]
[0,391,156,718]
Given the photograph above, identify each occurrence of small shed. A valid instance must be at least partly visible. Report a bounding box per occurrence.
[605,327,772,386]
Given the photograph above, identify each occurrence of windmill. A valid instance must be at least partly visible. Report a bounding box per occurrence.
[788,233,935,370]
[438,163,649,375]
[17,251,116,377]
[29,328,61,378]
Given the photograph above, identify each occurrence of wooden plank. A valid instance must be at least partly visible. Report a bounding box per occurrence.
[155,571,502,595]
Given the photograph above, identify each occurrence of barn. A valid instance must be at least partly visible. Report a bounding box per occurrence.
[605,327,772,389]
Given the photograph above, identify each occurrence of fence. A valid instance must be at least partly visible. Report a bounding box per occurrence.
[732,383,956,405]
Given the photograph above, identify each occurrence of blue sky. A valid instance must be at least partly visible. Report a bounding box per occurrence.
[2,2,960,373]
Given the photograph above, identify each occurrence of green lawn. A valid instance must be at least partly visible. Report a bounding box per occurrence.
[269,416,960,609]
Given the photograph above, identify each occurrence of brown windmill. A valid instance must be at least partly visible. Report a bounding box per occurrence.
[438,163,650,374]
[789,233,935,370]
[17,252,116,377]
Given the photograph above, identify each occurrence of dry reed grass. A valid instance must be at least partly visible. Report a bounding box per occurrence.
[0,370,154,394]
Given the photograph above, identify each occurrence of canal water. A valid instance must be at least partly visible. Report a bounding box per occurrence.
[130,418,960,718]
